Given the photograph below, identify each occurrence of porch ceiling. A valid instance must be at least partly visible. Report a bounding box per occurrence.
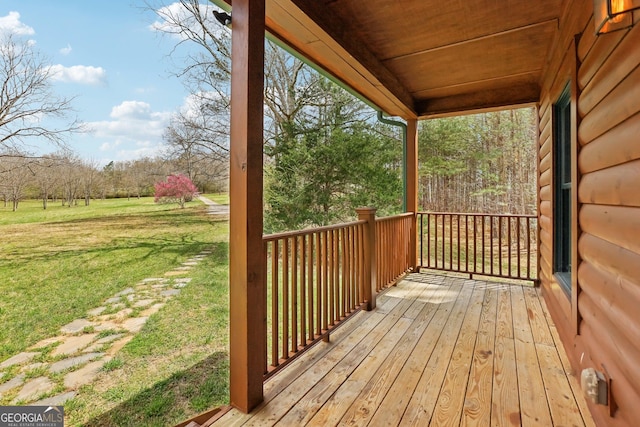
[219,0,562,119]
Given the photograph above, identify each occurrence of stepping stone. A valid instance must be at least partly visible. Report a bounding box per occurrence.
[31,391,76,406]
[0,352,39,369]
[0,374,25,395]
[52,334,98,357]
[121,317,148,333]
[107,336,134,355]
[182,261,198,266]
[28,337,62,350]
[126,294,136,302]
[151,283,168,289]
[105,297,121,304]
[161,289,180,297]
[140,303,164,317]
[49,353,104,374]
[12,376,54,403]
[174,266,192,271]
[133,299,154,308]
[87,306,106,316]
[115,287,135,296]
[64,359,107,389]
[141,278,164,283]
[96,334,124,344]
[174,278,192,284]
[94,321,121,332]
[61,319,93,334]
[174,282,188,289]
[113,308,134,321]
[21,362,47,373]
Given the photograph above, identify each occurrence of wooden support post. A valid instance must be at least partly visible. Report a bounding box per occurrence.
[406,118,419,270]
[357,207,377,310]
[229,0,266,414]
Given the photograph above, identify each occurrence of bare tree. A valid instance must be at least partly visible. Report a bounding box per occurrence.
[79,159,101,206]
[0,154,34,211]
[58,153,82,207]
[0,35,83,154]
[33,154,62,209]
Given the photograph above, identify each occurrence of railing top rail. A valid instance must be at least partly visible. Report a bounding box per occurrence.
[263,219,367,242]
[417,212,536,219]
[375,212,414,223]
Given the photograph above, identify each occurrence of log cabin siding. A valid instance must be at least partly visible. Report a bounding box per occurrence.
[538,1,640,425]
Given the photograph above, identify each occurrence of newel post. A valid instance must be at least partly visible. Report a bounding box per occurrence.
[357,207,377,310]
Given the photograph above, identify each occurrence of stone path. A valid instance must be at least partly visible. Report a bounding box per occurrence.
[198,196,229,216]
[0,250,211,406]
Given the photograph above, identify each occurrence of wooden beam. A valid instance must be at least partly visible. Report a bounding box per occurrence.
[416,83,540,118]
[229,0,266,413]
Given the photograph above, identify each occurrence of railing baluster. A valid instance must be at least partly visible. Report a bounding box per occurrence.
[300,235,306,348]
[527,216,532,280]
[315,232,322,338]
[507,217,512,278]
[474,216,478,274]
[516,217,521,279]
[291,236,298,354]
[282,238,289,361]
[498,216,502,276]
[465,215,469,273]
[271,240,279,367]
[308,233,314,343]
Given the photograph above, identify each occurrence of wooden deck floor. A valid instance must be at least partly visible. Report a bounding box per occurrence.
[210,273,595,426]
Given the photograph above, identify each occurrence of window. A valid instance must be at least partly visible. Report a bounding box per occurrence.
[553,84,571,295]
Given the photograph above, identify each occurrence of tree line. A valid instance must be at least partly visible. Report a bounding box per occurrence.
[1,0,537,226]
[0,153,226,211]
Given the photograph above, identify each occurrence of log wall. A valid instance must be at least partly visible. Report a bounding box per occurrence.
[538,1,640,425]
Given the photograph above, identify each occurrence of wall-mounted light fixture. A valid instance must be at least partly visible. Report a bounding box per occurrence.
[594,0,640,34]
[213,10,232,28]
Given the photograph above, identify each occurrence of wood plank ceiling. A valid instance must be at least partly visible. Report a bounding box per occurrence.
[220,0,562,119]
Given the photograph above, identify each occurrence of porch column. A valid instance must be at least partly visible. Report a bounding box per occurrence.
[357,207,377,310]
[229,0,266,413]
[406,118,419,269]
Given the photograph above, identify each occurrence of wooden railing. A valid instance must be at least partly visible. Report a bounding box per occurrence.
[417,212,537,282]
[263,219,368,378]
[262,210,415,379]
[376,213,414,291]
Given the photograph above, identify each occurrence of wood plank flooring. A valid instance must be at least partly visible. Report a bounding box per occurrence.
[210,273,595,427]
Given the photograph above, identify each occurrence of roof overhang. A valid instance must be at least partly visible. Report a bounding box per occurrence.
[215,0,562,120]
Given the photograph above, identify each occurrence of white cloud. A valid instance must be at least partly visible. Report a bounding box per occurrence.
[149,2,227,40]
[88,100,172,160]
[0,11,35,36]
[49,64,107,85]
[59,44,72,55]
[110,101,154,120]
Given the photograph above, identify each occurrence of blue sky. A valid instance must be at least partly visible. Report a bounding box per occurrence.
[1,1,200,165]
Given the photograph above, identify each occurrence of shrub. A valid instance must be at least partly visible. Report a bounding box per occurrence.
[154,174,198,208]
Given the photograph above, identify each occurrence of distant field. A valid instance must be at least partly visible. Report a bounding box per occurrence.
[0,197,230,425]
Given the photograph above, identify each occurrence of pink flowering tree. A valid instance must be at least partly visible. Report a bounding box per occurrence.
[154,174,198,208]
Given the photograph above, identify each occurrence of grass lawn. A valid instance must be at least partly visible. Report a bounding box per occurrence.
[0,197,230,426]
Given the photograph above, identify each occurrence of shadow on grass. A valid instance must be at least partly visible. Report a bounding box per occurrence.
[84,352,229,427]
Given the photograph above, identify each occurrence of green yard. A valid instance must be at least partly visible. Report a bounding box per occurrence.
[0,197,230,426]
